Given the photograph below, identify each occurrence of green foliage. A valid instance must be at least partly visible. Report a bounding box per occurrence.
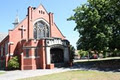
[8,56,19,70]
[68,0,120,56]
[78,50,88,57]
[112,49,120,57]
[0,72,5,75]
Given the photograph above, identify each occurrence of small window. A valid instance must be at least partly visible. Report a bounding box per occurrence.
[39,10,41,13]
[35,49,38,57]
[41,11,42,14]
[1,46,3,57]
[26,49,29,57]
[5,42,8,55]
[43,12,45,14]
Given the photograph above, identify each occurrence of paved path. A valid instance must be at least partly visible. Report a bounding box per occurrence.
[74,57,120,62]
[1,58,120,80]
[0,68,75,80]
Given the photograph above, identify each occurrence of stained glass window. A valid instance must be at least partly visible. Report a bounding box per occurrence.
[34,21,49,39]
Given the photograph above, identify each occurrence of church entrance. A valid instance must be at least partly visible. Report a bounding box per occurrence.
[50,48,64,67]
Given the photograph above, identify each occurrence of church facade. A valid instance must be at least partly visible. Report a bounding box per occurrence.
[0,4,71,70]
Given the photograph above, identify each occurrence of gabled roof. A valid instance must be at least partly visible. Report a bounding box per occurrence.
[54,23,65,38]
[35,4,49,14]
[0,32,8,42]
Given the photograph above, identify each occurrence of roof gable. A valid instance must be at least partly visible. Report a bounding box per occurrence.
[35,4,48,15]
[0,33,8,42]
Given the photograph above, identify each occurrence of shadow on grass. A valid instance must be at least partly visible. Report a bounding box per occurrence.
[71,59,120,72]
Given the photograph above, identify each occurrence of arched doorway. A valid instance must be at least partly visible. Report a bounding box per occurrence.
[50,48,64,64]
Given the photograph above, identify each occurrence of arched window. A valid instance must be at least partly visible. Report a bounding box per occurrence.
[34,21,49,39]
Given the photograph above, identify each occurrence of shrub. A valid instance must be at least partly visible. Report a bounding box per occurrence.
[78,50,88,57]
[8,56,19,70]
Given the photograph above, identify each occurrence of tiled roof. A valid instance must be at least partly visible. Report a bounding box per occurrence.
[0,32,8,42]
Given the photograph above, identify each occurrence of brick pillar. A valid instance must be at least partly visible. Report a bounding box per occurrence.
[31,48,36,70]
[5,54,9,69]
[20,53,24,70]
[41,40,46,69]
[9,43,14,59]
[49,12,54,26]
[8,30,14,59]
[49,13,54,37]
[28,6,33,39]
[5,43,10,69]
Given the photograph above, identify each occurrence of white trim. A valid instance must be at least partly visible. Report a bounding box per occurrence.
[33,18,50,26]
[46,47,51,64]
[23,46,39,49]
[24,56,40,59]
[8,42,14,45]
[21,53,23,55]
[9,53,14,56]
[9,53,14,55]
[6,54,9,56]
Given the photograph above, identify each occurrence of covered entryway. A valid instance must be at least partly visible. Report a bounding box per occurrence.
[45,39,70,68]
[50,48,64,63]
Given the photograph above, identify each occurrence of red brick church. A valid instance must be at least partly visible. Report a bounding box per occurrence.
[0,4,71,70]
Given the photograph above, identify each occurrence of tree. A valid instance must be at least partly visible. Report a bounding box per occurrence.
[8,56,19,70]
[68,0,120,54]
[108,0,120,51]
[78,50,88,58]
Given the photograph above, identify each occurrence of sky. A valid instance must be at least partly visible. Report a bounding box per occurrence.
[0,0,87,49]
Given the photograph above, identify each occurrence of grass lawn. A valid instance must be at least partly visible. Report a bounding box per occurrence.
[0,72,5,75]
[19,70,120,80]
